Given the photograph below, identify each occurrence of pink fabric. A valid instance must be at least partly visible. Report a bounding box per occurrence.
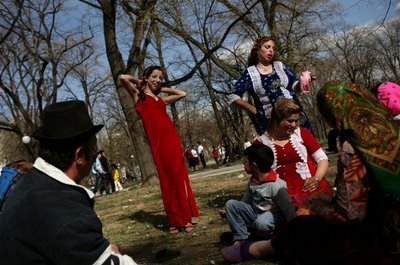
[377,81,400,116]
[299,70,312,95]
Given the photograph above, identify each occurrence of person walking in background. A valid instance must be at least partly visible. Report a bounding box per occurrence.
[185,145,196,171]
[212,146,220,165]
[94,151,110,196]
[120,165,128,183]
[111,163,124,192]
[196,141,207,168]
[228,36,313,134]
[191,146,199,170]
[222,134,232,164]
[99,150,115,193]
[91,156,102,195]
[119,67,199,234]
[254,98,330,208]
[0,100,137,264]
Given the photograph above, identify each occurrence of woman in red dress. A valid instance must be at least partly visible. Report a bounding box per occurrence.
[119,66,199,234]
[254,98,331,208]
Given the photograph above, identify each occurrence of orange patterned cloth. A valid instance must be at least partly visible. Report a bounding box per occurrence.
[317,80,400,198]
[297,141,370,224]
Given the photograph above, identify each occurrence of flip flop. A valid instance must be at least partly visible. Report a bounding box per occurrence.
[152,248,181,263]
[169,227,179,234]
[184,223,195,233]
[191,216,199,224]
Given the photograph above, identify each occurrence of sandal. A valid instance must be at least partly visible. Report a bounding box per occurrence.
[169,227,179,234]
[191,216,199,224]
[184,223,195,233]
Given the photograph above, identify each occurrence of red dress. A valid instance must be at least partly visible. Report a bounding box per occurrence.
[135,95,199,227]
[255,127,331,208]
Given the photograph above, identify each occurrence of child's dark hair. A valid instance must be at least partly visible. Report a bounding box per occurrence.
[244,144,274,173]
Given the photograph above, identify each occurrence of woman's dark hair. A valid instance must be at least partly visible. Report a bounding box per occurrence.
[244,144,274,173]
[248,36,275,67]
[39,135,96,171]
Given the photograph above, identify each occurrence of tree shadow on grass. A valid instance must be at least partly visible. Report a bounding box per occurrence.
[196,188,243,209]
[129,209,169,231]
[123,241,180,264]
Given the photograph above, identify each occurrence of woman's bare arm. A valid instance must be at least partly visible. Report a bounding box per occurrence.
[160,87,187,105]
[233,98,257,114]
[118,74,142,104]
[303,159,329,192]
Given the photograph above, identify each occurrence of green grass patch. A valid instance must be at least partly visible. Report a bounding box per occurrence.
[95,155,338,264]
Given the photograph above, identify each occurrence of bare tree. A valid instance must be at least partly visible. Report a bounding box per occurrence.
[152,0,337,144]
[0,0,24,46]
[0,0,95,161]
[372,18,400,83]
[78,0,161,184]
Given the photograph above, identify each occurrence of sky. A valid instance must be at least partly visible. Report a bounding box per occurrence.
[338,0,400,26]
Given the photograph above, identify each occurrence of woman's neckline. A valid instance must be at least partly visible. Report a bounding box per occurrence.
[144,92,159,101]
[256,63,273,75]
[269,134,290,147]
[268,131,291,141]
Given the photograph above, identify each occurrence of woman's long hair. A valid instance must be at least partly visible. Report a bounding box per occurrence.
[247,36,275,67]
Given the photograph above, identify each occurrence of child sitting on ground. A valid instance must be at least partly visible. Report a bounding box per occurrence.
[224,144,296,243]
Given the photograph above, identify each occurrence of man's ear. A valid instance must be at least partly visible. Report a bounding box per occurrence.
[75,146,85,165]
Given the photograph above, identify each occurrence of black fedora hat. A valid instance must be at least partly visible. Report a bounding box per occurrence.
[32,100,103,142]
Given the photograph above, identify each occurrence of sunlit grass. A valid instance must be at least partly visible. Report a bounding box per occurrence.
[95,154,338,264]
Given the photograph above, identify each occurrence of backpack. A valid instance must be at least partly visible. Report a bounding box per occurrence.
[0,167,20,210]
[0,160,32,211]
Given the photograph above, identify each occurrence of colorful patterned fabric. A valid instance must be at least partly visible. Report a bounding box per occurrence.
[317,80,400,198]
[228,62,311,134]
[300,140,370,223]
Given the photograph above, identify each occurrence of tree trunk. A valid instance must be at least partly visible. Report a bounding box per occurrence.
[99,0,159,185]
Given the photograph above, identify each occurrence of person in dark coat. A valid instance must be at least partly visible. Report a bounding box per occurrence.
[0,100,137,265]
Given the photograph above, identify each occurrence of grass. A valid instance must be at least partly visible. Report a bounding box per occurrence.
[95,154,338,265]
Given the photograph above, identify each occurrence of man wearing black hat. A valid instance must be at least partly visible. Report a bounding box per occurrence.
[0,100,137,264]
